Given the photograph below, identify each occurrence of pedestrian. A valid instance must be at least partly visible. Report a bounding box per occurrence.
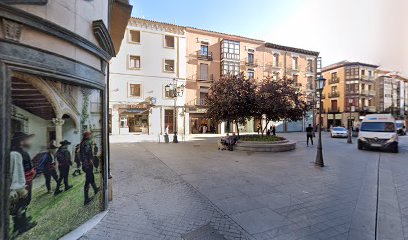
[72,144,81,176]
[306,124,314,146]
[80,132,99,205]
[266,129,271,136]
[256,124,261,135]
[203,125,207,134]
[272,125,276,136]
[42,142,59,193]
[9,132,37,235]
[54,140,73,195]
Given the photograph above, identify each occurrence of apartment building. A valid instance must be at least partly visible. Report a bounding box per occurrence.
[185,28,319,134]
[321,61,379,128]
[376,70,408,117]
[109,18,187,138]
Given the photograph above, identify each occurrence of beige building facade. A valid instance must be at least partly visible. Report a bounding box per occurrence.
[321,61,379,129]
[185,28,319,134]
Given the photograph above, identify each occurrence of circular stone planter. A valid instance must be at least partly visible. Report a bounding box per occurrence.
[235,140,296,152]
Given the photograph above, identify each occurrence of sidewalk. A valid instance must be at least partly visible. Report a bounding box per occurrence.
[83,133,408,239]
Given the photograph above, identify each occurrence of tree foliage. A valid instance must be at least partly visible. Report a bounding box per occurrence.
[206,73,257,135]
[206,74,309,136]
[256,76,310,134]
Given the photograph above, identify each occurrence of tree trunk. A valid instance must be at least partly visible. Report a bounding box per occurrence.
[263,120,270,134]
[235,121,240,136]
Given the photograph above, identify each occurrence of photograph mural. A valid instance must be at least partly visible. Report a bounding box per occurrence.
[9,73,104,239]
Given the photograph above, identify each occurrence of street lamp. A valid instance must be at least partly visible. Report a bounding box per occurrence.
[347,98,353,144]
[315,76,326,167]
[165,78,185,143]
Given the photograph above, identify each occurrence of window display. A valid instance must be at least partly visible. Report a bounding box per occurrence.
[9,74,103,239]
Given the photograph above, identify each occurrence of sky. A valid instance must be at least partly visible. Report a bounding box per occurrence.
[130,0,407,75]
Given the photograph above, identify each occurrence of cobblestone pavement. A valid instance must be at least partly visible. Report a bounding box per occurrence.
[82,133,408,240]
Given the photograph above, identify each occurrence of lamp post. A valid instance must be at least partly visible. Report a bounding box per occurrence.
[315,76,326,167]
[164,78,185,143]
[347,98,353,144]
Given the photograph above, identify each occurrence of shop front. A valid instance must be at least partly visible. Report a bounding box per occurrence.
[117,104,150,134]
[188,108,218,134]
[0,2,131,240]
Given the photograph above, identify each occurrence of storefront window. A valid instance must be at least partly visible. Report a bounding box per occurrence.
[9,75,103,239]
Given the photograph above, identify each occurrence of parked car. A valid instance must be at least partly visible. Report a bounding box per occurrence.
[358,114,398,153]
[330,127,348,138]
[396,120,406,135]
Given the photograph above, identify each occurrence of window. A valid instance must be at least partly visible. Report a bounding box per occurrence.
[247,52,254,64]
[221,61,240,75]
[331,72,337,79]
[248,69,255,79]
[307,76,313,89]
[129,84,141,97]
[360,122,395,132]
[273,53,279,67]
[361,69,365,76]
[307,59,313,72]
[273,72,279,80]
[368,70,372,78]
[164,59,175,72]
[199,63,208,80]
[129,55,141,69]
[164,35,175,48]
[200,45,209,56]
[292,57,298,70]
[221,40,240,60]
[293,74,298,83]
[129,30,140,43]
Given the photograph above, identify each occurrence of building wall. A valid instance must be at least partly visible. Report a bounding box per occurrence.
[110,18,187,137]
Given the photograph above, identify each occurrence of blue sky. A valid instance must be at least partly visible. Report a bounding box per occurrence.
[130,0,303,43]
[129,0,407,75]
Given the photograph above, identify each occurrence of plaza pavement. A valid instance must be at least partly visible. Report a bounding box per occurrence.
[82,132,408,240]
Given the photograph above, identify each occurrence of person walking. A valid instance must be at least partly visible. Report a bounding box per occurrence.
[54,140,73,195]
[9,132,37,235]
[272,125,276,136]
[306,124,314,146]
[42,142,59,193]
[256,124,261,135]
[80,132,99,205]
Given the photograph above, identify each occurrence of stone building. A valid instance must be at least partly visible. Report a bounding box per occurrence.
[0,1,131,239]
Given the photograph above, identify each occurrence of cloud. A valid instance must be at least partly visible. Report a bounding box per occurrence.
[263,0,407,75]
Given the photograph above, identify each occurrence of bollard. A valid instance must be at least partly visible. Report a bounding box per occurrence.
[173,132,178,143]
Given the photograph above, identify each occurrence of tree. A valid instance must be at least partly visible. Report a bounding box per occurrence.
[256,76,309,135]
[206,73,257,135]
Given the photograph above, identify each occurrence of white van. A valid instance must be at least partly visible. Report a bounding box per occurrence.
[358,114,398,153]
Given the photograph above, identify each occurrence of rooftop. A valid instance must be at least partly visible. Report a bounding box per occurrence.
[129,17,319,56]
[322,60,379,72]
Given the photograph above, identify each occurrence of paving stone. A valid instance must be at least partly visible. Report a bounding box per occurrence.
[81,133,408,240]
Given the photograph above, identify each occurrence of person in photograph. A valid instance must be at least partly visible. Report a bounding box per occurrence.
[54,140,73,195]
[9,132,37,235]
[80,131,99,205]
[42,142,59,193]
[72,144,81,176]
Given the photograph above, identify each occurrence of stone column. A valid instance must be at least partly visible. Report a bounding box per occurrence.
[52,118,65,145]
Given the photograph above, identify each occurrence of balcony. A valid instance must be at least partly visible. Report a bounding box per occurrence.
[197,73,214,82]
[328,91,340,98]
[186,98,207,107]
[360,89,376,96]
[360,75,375,82]
[329,77,340,84]
[245,58,258,67]
[328,107,340,113]
[197,51,213,61]
[305,66,314,73]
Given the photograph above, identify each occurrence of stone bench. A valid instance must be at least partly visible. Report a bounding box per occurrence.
[235,140,296,152]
